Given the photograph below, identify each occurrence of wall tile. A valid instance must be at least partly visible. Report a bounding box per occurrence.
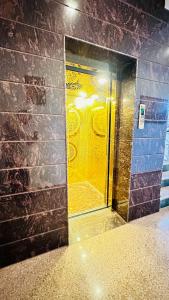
[0,186,67,222]
[136,78,169,100]
[0,81,65,114]
[0,18,64,59]
[0,141,66,169]
[128,199,160,221]
[1,1,169,66]
[140,95,168,103]
[0,207,67,245]
[133,119,167,138]
[0,48,64,88]
[61,0,169,47]
[139,37,169,66]
[144,101,168,121]
[1,0,169,47]
[130,171,162,190]
[0,113,65,141]
[0,227,68,267]
[137,59,169,83]
[68,0,166,43]
[134,98,168,120]
[131,154,164,174]
[130,185,161,206]
[0,0,138,53]
[132,138,165,156]
[122,0,169,23]
[0,164,66,196]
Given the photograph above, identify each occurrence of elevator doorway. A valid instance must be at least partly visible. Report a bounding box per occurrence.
[65,41,117,217]
[65,37,136,219]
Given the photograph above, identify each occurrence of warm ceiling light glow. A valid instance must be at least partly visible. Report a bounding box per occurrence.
[87,98,94,105]
[75,96,96,109]
[91,94,99,100]
[98,78,107,85]
[67,0,78,10]
[79,91,87,98]
[74,98,86,109]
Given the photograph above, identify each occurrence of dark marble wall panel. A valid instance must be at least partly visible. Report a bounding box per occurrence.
[131,93,168,218]
[113,75,136,220]
[134,98,168,118]
[136,78,169,100]
[59,0,165,42]
[0,227,68,268]
[2,0,169,48]
[0,164,66,196]
[0,113,65,141]
[133,119,167,139]
[0,0,165,66]
[0,207,67,245]
[138,36,169,66]
[131,154,164,174]
[128,199,160,221]
[1,0,137,47]
[0,18,64,59]
[132,95,168,175]
[0,141,66,169]
[132,138,165,156]
[122,0,168,23]
[0,82,65,114]
[0,48,64,87]
[130,185,160,206]
[130,171,162,190]
[1,1,169,66]
[129,169,161,220]
[135,100,168,120]
[58,0,169,47]
[0,186,67,222]
[137,60,169,83]
[130,43,169,219]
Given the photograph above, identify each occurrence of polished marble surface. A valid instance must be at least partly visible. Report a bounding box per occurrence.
[0,0,169,265]
[69,208,125,244]
[1,207,169,299]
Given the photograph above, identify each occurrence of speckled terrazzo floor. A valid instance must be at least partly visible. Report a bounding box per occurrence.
[1,207,169,300]
[69,208,125,244]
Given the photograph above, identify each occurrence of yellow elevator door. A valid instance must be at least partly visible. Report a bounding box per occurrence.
[66,62,116,216]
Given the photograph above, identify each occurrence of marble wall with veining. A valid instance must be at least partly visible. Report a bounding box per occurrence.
[113,66,136,221]
[1,0,169,265]
[163,110,169,163]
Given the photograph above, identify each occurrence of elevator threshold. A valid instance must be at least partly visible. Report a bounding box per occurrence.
[69,207,126,244]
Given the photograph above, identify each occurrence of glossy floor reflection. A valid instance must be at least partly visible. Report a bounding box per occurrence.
[2,207,169,299]
[68,181,106,216]
[69,208,125,244]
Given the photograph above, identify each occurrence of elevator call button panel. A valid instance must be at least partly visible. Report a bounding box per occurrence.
[138,104,145,129]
